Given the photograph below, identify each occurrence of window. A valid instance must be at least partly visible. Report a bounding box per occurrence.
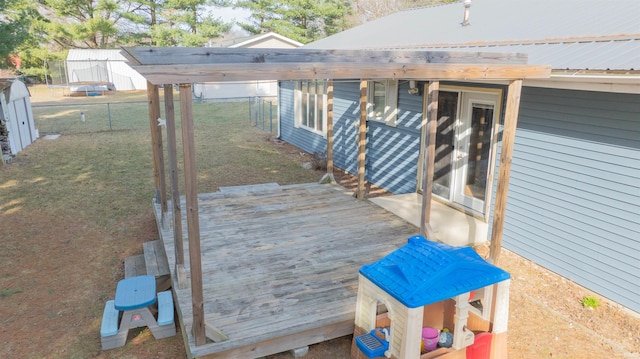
[295,80,326,135]
[367,80,398,126]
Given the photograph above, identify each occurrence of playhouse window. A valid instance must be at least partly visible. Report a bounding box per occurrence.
[468,285,493,321]
[295,80,327,135]
[367,80,398,126]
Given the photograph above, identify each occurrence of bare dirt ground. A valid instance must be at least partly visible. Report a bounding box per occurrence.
[1,89,639,359]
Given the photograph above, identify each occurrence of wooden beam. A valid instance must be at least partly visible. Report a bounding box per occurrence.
[319,80,336,185]
[147,82,167,214]
[326,80,334,175]
[133,63,551,85]
[163,85,185,269]
[121,47,530,66]
[420,81,439,240]
[488,79,523,265]
[357,80,368,200]
[179,84,206,346]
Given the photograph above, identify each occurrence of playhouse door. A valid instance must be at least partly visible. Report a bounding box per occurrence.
[451,92,499,215]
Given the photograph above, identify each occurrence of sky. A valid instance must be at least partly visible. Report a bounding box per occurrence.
[210,6,251,29]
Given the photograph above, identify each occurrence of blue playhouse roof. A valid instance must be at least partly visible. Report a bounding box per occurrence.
[359,235,511,308]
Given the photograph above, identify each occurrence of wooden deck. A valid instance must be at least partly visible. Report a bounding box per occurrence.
[153,182,418,358]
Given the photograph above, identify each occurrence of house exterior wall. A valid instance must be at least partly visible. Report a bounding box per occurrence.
[197,34,301,100]
[491,86,640,313]
[278,81,328,152]
[331,81,360,175]
[367,81,423,194]
[241,38,300,49]
[280,80,424,193]
[279,80,640,313]
[194,81,277,100]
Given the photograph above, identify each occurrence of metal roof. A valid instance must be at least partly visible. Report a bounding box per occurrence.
[407,37,640,71]
[306,0,640,71]
[67,49,127,62]
[359,235,510,308]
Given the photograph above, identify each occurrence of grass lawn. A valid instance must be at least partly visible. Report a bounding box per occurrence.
[0,88,321,358]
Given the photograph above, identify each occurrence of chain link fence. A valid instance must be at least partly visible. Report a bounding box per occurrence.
[32,97,278,136]
[249,97,277,134]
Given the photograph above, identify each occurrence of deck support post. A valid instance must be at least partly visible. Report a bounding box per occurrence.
[319,80,336,185]
[147,82,168,218]
[420,81,439,240]
[356,80,368,200]
[488,79,523,265]
[179,83,206,346]
[163,84,187,289]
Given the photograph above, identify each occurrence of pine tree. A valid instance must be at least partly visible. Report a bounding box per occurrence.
[235,0,352,44]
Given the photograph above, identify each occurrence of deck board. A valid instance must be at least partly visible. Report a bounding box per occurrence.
[154,182,418,358]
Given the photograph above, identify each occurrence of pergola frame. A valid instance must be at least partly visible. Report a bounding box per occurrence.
[120,46,549,347]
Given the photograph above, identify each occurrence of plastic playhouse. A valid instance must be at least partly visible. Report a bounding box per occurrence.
[351,235,511,359]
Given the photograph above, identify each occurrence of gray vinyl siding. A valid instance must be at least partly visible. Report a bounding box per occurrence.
[332,82,360,174]
[331,80,424,193]
[278,81,327,155]
[366,81,424,193]
[281,78,640,311]
[491,86,640,313]
[280,80,425,193]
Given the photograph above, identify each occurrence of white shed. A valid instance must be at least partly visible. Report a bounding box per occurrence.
[0,79,38,160]
[66,49,148,91]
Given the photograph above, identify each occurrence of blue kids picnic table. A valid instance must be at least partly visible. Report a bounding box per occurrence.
[100,275,176,350]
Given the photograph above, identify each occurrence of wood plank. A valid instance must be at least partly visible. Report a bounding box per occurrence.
[143,240,170,277]
[147,83,167,213]
[357,80,367,200]
[218,183,280,193]
[121,47,530,66]
[154,183,419,358]
[124,254,146,278]
[179,83,206,346]
[163,84,184,267]
[489,79,523,265]
[133,63,551,85]
[421,81,439,239]
[194,320,354,359]
[326,80,334,174]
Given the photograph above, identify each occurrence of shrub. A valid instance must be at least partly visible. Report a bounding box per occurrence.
[580,295,600,309]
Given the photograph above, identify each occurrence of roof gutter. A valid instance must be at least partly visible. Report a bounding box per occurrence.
[525,71,640,94]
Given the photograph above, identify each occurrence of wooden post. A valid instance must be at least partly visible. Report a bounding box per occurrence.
[327,80,334,175]
[179,83,206,346]
[319,80,335,184]
[488,79,523,265]
[490,279,510,359]
[420,81,439,240]
[357,80,367,200]
[147,82,168,214]
[163,84,187,289]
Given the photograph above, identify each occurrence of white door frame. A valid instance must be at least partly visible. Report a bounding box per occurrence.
[418,85,503,218]
[453,91,501,215]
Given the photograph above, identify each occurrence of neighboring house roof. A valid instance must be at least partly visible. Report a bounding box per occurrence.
[359,235,510,308]
[67,49,127,62]
[209,32,303,49]
[306,0,640,72]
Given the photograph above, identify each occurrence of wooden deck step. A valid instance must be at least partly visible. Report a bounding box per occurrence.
[218,182,279,193]
[143,240,171,291]
[143,240,170,277]
[124,254,146,278]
